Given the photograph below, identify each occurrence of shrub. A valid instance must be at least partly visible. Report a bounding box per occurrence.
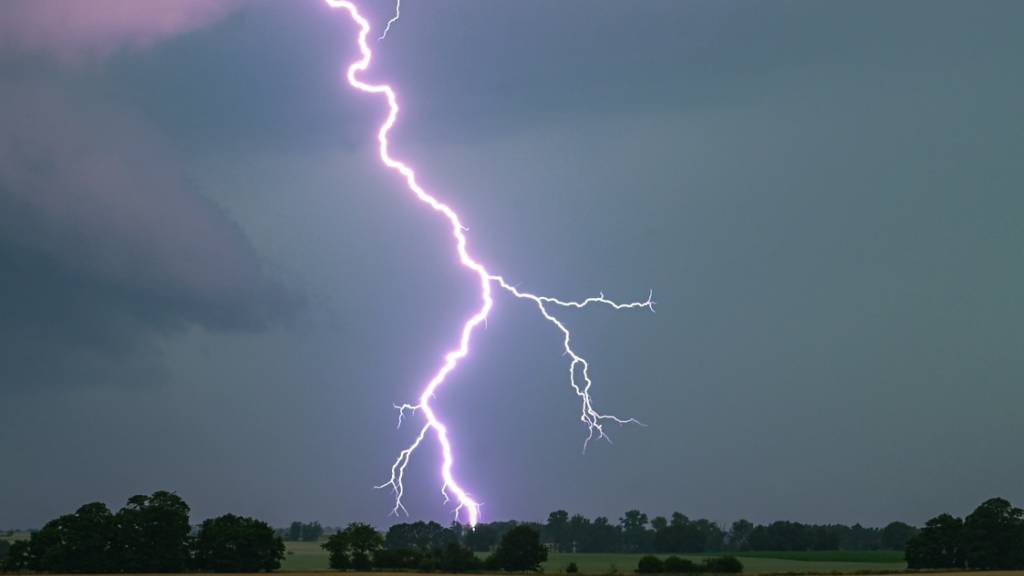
[663,556,700,573]
[566,561,580,573]
[637,555,664,573]
[702,556,743,573]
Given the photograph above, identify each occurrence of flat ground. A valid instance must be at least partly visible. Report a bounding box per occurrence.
[543,551,905,574]
[281,543,908,573]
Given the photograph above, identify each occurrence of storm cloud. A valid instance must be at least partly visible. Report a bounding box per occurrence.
[0,0,244,62]
[0,76,290,384]
[0,0,1021,532]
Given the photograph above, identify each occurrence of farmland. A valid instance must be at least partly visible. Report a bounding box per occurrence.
[280,542,908,573]
[542,551,904,574]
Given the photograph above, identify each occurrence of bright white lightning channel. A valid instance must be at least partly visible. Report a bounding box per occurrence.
[325,0,655,527]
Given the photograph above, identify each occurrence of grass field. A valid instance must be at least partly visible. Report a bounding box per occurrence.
[4,536,909,574]
[281,541,334,571]
[281,543,907,574]
[730,551,904,563]
[542,552,904,574]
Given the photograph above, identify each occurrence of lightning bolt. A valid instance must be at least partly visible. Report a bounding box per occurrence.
[325,0,654,527]
[378,0,400,41]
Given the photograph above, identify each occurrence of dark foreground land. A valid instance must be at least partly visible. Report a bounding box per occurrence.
[24,565,1024,569]
[280,543,906,573]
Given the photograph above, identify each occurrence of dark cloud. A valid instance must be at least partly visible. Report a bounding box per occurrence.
[0,77,292,384]
[0,0,245,63]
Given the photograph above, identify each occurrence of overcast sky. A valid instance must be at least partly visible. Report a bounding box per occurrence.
[2,0,1022,530]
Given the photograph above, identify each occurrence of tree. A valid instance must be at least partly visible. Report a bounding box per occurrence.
[286,521,325,543]
[384,521,456,552]
[881,521,917,551]
[304,522,324,542]
[588,516,623,552]
[61,502,117,572]
[19,502,117,573]
[114,491,192,572]
[1,541,31,572]
[193,514,285,572]
[374,547,424,570]
[322,523,383,570]
[727,520,754,551]
[842,523,882,550]
[905,513,965,569]
[489,525,547,572]
[465,522,500,552]
[435,541,481,573]
[567,514,592,553]
[620,510,652,553]
[962,497,1024,569]
[545,510,571,552]
[693,519,725,552]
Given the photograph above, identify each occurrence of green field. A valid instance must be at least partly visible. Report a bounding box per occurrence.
[731,551,904,564]
[281,541,333,571]
[543,552,904,574]
[280,544,906,574]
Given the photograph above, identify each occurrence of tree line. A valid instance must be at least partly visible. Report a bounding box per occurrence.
[6,495,1022,573]
[462,510,917,554]
[322,521,548,572]
[323,520,742,574]
[906,497,1024,570]
[283,521,326,542]
[1,492,284,573]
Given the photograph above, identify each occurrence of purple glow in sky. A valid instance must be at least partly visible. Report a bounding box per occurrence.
[324,0,654,527]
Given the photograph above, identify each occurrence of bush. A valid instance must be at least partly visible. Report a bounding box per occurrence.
[702,556,743,573]
[637,555,664,573]
[566,561,580,573]
[663,556,700,573]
